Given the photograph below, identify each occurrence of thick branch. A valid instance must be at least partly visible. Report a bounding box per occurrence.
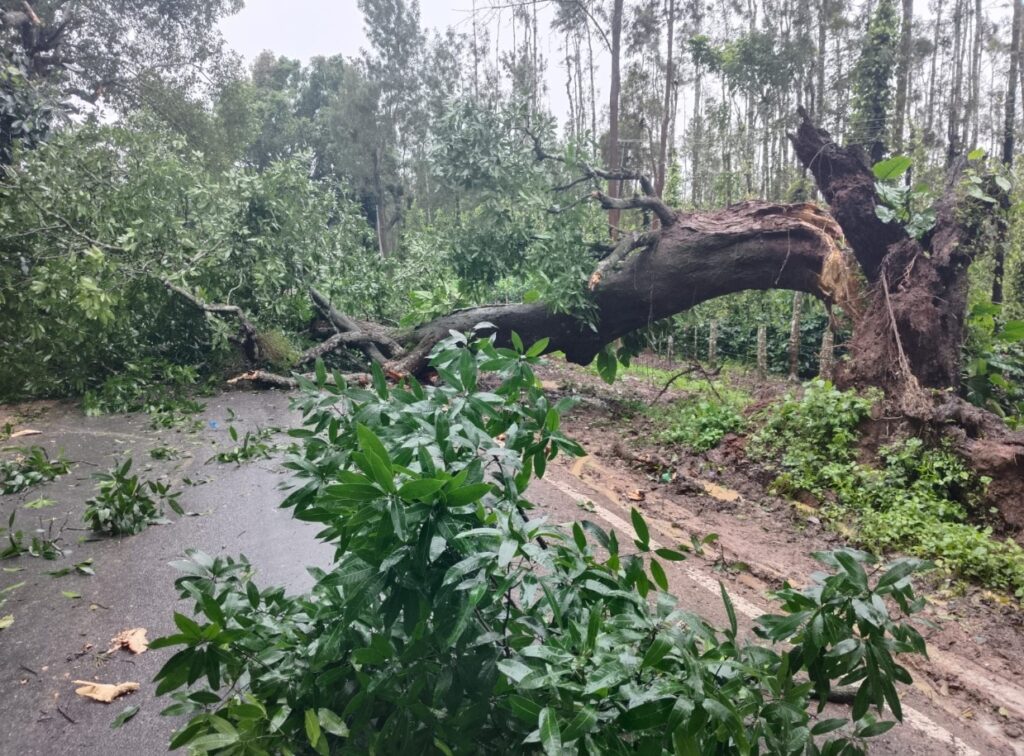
[789,107,905,281]
[394,201,844,374]
[163,280,260,362]
[593,191,676,227]
[307,287,402,364]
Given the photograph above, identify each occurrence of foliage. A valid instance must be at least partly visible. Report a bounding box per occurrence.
[962,302,1024,425]
[872,157,937,240]
[654,392,749,452]
[752,381,1024,597]
[210,426,282,464]
[0,122,373,400]
[154,337,926,754]
[0,446,71,495]
[848,0,899,160]
[83,458,183,536]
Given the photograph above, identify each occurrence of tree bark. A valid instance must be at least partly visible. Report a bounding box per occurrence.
[994,0,1022,305]
[893,0,913,152]
[788,292,804,381]
[606,0,624,235]
[655,0,677,199]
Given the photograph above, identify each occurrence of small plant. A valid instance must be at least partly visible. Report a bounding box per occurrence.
[83,458,183,535]
[654,395,748,451]
[210,426,281,464]
[0,446,71,494]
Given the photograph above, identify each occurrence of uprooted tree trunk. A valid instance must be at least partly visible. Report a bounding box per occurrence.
[789,109,1024,530]
[226,109,1021,531]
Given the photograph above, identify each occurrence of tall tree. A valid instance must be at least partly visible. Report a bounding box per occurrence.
[849,0,899,162]
[993,0,1022,305]
[892,0,913,151]
[607,0,624,233]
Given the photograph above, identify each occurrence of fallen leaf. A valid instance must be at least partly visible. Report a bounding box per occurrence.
[0,614,13,629]
[627,489,645,502]
[61,591,81,599]
[10,429,41,438]
[110,704,140,729]
[73,680,139,703]
[109,627,148,655]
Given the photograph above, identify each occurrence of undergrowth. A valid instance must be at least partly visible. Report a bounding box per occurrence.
[652,390,750,452]
[752,380,1024,598]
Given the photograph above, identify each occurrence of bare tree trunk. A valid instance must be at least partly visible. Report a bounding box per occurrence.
[819,323,835,380]
[655,0,677,199]
[708,319,718,368]
[893,0,913,151]
[926,0,943,139]
[947,0,965,166]
[788,292,804,381]
[607,0,624,235]
[994,0,1022,305]
[756,324,768,379]
[967,0,983,148]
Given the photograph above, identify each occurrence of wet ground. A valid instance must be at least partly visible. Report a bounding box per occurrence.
[0,368,1022,755]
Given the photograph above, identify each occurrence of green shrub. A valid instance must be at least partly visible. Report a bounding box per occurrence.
[753,381,1024,598]
[655,396,748,452]
[83,458,182,535]
[153,336,928,755]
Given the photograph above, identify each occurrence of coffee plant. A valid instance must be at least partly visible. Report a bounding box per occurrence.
[154,333,929,755]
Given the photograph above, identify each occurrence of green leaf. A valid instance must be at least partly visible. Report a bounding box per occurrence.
[595,347,618,384]
[61,590,81,599]
[872,156,912,181]
[445,483,492,507]
[811,718,849,735]
[856,719,897,738]
[525,338,550,358]
[110,705,139,729]
[650,559,669,591]
[998,320,1024,342]
[538,707,562,755]
[318,708,349,737]
[720,582,738,638]
[398,478,446,501]
[304,708,322,747]
[630,507,650,549]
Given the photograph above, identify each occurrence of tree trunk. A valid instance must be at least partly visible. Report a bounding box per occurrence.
[787,292,804,381]
[893,0,913,151]
[819,323,834,380]
[607,0,624,234]
[655,0,677,199]
[756,324,768,379]
[994,0,1022,305]
[708,319,719,368]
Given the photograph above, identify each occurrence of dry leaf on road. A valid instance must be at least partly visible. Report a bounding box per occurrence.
[108,627,148,654]
[73,680,139,703]
[10,429,42,438]
[627,489,645,502]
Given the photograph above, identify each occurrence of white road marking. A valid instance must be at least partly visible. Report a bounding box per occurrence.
[543,474,983,756]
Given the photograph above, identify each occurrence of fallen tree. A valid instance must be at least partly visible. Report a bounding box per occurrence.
[224,110,1022,530]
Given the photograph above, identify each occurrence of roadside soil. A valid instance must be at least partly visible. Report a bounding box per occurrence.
[0,360,1021,755]
[532,355,1024,755]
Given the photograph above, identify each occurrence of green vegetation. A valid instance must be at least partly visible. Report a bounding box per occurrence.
[153,337,929,754]
[210,426,282,464]
[83,458,183,535]
[753,381,1024,597]
[654,391,750,452]
[0,446,71,494]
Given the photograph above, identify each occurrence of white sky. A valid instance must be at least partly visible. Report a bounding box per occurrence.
[219,0,580,122]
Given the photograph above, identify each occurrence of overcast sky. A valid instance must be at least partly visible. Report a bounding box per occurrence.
[219,0,579,122]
